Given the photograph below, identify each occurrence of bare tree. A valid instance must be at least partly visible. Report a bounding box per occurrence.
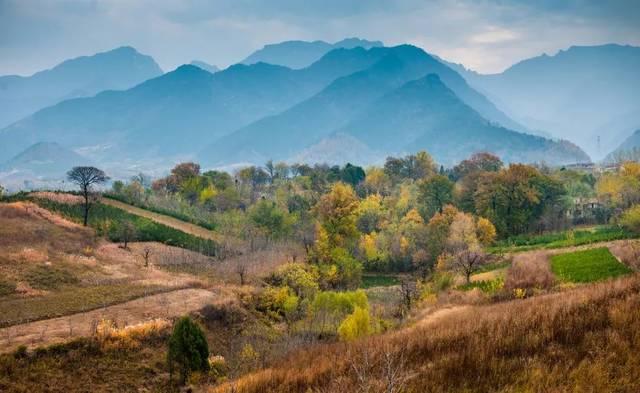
[118,220,137,249]
[67,166,109,226]
[450,250,486,284]
[235,258,248,285]
[142,246,152,267]
[399,276,419,311]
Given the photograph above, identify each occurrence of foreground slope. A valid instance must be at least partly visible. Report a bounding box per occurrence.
[210,274,640,393]
[0,46,163,129]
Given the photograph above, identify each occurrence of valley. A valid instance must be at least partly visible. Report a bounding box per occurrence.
[1,3,639,391]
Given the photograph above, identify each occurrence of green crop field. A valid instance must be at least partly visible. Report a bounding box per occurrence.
[30,197,220,257]
[550,247,632,283]
[490,226,635,253]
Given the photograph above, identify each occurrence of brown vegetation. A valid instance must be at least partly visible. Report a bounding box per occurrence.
[210,274,640,393]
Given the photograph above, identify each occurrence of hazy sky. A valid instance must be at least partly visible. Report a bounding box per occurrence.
[1,0,639,76]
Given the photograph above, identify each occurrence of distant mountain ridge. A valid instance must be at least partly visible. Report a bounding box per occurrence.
[190,60,219,73]
[241,37,384,69]
[0,46,163,129]
[203,45,542,165]
[458,44,640,159]
[0,41,594,177]
[0,46,406,166]
[605,129,640,162]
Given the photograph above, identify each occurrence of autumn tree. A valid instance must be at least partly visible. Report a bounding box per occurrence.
[620,205,640,234]
[474,164,565,236]
[444,212,487,283]
[451,152,503,181]
[315,182,360,249]
[66,166,109,226]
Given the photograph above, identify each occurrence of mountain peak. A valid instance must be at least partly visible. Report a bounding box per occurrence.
[241,37,384,69]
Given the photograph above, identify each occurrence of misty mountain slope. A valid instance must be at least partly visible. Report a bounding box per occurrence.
[202,45,530,165]
[0,48,396,164]
[605,129,640,162]
[241,38,383,69]
[340,74,589,165]
[0,46,163,129]
[190,60,219,73]
[463,44,640,158]
[0,142,92,178]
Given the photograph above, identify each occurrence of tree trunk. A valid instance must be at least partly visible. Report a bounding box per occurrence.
[83,190,89,226]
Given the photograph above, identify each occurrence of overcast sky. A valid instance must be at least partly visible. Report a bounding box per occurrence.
[1,0,639,76]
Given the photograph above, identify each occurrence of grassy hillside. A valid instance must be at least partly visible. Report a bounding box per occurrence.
[210,275,640,393]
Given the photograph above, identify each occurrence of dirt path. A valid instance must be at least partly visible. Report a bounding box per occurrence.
[0,288,221,353]
[102,198,220,241]
[413,305,471,329]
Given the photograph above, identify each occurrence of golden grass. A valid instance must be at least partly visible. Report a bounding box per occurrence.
[210,274,640,393]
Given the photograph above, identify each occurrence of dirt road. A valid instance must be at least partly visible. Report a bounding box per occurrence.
[0,288,220,353]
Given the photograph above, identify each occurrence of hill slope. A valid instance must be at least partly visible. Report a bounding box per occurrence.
[0,51,387,167]
[0,46,163,129]
[463,44,640,158]
[241,38,383,69]
[340,74,589,165]
[605,129,640,162]
[203,46,562,166]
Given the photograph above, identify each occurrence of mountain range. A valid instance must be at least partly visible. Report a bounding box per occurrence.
[453,44,640,159]
[0,46,163,129]
[203,45,565,166]
[0,45,411,166]
[241,38,384,69]
[5,39,637,183]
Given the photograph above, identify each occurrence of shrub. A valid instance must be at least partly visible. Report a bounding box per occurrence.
[0,279,16,296]
[167,316,210,385]
[620,205,640,234]
[505,253,555,292]
[338,306,372,341]
[25,265,78,290]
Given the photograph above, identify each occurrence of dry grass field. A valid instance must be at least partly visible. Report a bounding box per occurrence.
[210,274,640,393]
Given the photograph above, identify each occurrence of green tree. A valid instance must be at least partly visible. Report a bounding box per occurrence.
[167,316,210,384]
[249,199,288,241]
[340,163,366,186]
[418,175,454,219]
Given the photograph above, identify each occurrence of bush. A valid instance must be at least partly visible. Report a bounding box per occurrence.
[0,279,16,296]
[620,205,640,234]
[167,316,210,385]
[338,306,372,341]
[25,265,78,290]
